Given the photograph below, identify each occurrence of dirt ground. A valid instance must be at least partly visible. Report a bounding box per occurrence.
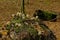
[0,0,60,40]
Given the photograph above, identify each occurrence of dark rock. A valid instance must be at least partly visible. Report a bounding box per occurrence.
[33,10,57,21]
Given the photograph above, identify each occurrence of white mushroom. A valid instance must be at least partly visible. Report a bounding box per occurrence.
[18,23,22,26]
[22,14,25,19]
[16,12,22,16]
[36,16,38,19]
[26,14,30,18]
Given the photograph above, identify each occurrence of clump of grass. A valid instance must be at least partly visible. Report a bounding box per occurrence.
[5,12,39,40]
[5,11,56,40]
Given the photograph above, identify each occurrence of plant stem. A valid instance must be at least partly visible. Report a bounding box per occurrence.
[21,0,25,15]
